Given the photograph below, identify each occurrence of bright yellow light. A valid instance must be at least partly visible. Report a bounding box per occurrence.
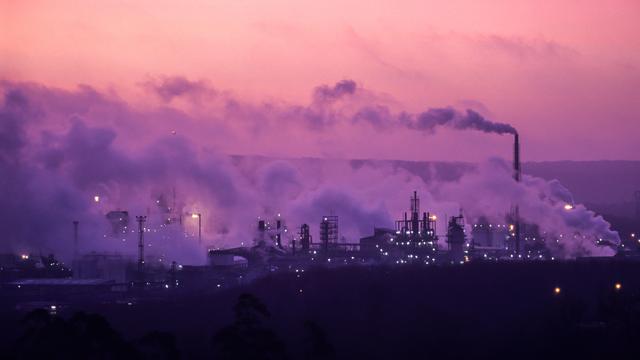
[191,213,199,219]
[430,215,437,220]
[554,287,561,294]
[94,195,100,202]
[615,283,622,290]
[509,224,515,231]
[563,204,573,210]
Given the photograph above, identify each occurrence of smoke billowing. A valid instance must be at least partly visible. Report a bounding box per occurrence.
[0,78,619,263]
[402,108,517,135]
[313,79,357,104]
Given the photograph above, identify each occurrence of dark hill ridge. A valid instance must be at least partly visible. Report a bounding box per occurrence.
[524,160,640,205]
[3,261,640,359]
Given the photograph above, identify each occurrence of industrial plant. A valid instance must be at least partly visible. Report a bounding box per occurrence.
[1,133,638,306]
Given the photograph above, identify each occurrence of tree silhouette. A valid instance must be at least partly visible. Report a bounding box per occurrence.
[11,309,138,359]
[303,320,335,360]
[212,293,288,360]
[136,331,180,360]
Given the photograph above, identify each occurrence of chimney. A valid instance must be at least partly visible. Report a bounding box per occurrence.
[514,133,521,182]
[635,191,640,220]
[300,224,310,251]
[276,219,282,248]
[73,221,79,258]
[136,216,147,278]
[513,133,521,256]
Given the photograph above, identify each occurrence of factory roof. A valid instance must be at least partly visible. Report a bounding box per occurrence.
[10,278,115,286]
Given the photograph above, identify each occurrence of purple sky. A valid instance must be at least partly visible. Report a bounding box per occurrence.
[2,0,639,161]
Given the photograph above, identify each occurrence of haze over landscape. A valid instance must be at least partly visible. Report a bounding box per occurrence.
[2,2,640,358]
[2,0,640,262]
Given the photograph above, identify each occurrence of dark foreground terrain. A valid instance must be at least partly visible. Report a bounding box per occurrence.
[1,259,640,359]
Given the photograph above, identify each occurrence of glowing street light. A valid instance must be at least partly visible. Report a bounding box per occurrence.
[614,283,622,291]
[554,286,561,295]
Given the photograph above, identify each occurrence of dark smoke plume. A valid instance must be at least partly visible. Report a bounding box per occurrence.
[140,76,216,103]
[313,79,357,104]
[355,105,517,135]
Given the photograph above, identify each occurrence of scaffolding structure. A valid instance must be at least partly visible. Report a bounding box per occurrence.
[394,191,438,246]
[319,216,339,254]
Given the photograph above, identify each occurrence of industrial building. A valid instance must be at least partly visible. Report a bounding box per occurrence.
[2,133,633,299]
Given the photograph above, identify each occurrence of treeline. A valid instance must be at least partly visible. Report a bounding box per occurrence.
[5,293,334,360]
[4,261,640,359]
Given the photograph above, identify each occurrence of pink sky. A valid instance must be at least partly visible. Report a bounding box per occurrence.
[2,0,640,161]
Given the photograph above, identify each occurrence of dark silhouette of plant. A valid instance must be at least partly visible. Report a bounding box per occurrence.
[303,321,335,360]
[136,331,180,360]
[11,309,137,359]
[212,293,287,360]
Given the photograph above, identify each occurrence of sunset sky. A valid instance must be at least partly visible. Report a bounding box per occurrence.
[2,0,639,161]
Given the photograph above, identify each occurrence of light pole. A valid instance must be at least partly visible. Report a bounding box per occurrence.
[191,213,202,244]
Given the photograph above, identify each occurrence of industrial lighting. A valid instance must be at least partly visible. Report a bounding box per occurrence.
[614,283,622,291]
[191,213,199,219]
[94,195,100,202]
[430,215,437,220]
[563,204,574,210]
[554,287,561,295]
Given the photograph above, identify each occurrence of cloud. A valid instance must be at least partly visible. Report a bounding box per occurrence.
[474,34,579,61]
[312,79,357,104]
[140,76,216,103]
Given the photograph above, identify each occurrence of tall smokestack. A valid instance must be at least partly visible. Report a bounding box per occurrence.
[136,216,147,278]
[73,220,79,258]
[276,219,282,248]
[300,224,310,251]
[514,133,521,182]
[513,133,521,256]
